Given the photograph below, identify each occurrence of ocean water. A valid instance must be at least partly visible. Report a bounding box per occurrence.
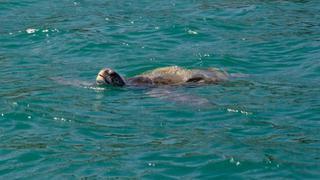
[1,0,320,179]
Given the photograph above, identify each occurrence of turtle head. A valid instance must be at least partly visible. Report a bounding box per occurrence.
[96,68,126,86]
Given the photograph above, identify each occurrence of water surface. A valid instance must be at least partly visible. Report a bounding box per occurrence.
[1,0,320,179]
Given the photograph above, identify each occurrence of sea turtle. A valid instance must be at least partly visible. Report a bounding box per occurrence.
[96,66,229,87]
[53,66,243,107]
[94,66,235,107]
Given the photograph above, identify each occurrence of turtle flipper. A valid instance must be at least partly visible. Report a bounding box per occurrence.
[146,88,215,108]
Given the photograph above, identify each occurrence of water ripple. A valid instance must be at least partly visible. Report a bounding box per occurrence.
[0,0,320,179]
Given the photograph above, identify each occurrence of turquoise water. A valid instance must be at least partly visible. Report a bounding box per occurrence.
[1,0,320,179]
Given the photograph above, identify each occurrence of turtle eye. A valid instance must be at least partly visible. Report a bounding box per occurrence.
[99,74,110,84]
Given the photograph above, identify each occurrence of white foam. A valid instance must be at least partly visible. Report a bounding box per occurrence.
[188,30,198,35]
[84,86,105,91]
[227,108,252,115]
[26,28,37,34]
[148,162,155,167]
[51,28,59,32]
[227,108,238,113]
[53,117,71,122]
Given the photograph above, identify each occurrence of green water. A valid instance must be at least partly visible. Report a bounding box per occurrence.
[1,0,320,179]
